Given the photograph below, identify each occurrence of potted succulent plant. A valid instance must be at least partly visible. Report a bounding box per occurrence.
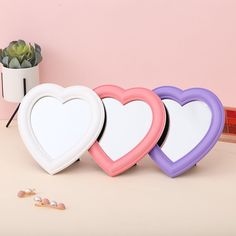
[0,40,42,102]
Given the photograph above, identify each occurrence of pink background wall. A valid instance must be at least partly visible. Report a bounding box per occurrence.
[1,0,236,119]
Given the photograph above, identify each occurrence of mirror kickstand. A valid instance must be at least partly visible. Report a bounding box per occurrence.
[6,104,21,128]
[6,78,26,128]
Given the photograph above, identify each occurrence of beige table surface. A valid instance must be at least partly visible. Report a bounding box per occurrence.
[0,121,236,236]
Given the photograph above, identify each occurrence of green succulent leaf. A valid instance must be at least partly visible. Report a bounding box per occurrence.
[9,57,21,68]
[9,41,17,46]
[34,43,41,53]
[17,39,26,45]
[6,46,16,58]
[21,60,32,68]
[34,51,42,66]
[2,48,7,57]
[2,56,9,67]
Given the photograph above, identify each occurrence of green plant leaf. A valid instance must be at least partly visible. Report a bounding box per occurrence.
[34,43,41,53]
[9,57,21,68]
[17,39,26,46]
[2,56,9,67]
[9,41,17,47]
[34,51,42,66]
[21,60,32,68]
[6,46,17,58]
[18,54,26,64]
[2,48,7,57]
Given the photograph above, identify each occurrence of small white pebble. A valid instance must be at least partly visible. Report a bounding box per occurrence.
[25,188,33,193]
[50,201,57,207]
[34,196,42,202]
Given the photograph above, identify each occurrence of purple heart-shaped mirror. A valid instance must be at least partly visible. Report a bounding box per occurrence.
[149,86,225,177]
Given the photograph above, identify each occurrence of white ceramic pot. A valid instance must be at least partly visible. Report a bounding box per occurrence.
[1,65,39,103]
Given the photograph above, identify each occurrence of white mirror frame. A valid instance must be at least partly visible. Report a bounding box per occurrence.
[18,83,105,175]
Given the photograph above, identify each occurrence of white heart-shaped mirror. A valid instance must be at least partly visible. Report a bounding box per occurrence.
[18,83,105,174]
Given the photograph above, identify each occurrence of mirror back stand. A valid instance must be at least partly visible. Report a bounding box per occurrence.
[1,73,26,128]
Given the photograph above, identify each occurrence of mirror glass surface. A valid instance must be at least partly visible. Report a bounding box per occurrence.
[31,96,92,159]
[98,98,152,161]
[161,99,212,162]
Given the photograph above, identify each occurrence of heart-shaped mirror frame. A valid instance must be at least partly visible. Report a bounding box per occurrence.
[149,86,225,177]
[89,85,166,176]
[18,83,105,175]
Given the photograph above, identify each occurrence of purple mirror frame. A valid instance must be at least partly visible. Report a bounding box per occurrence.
[149,86,225,177]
